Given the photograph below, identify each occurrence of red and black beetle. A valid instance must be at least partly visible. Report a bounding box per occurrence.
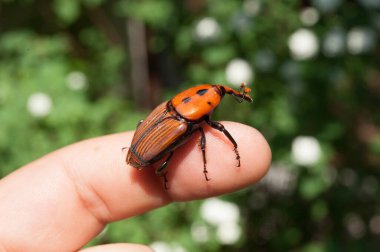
[126,83,253,188]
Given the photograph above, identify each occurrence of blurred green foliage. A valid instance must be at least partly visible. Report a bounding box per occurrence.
[1,0,380,251]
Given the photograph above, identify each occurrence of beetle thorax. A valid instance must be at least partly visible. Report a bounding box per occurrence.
[170,85,222,121]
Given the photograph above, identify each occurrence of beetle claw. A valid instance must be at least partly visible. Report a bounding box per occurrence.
[203,168,211,181]
[162,172,169,190]
[233,147,241,167]
[204,174,211,181]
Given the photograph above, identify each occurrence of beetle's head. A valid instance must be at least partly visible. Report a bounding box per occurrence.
[217,83,253,103]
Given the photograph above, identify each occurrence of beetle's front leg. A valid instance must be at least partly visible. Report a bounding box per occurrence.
[206,120,241,167]
[155,151,174,189]
[198,127,210,181]
[136,119,144,128]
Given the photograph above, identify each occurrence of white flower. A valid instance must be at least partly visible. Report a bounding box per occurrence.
[194,17,220,41]
[231,12,251,33]
[339,168,357,187]
[323,28,346,57]
[225,59,253,86]
[260,163,298,194]
[66,71,87,90]
[200,198,240,226]
[200,198,242,244]
[344,213,366,239]
[216,222,241,245]
[27,92,53,118]
[370,215,380,235]
[191,222,209,243]
[313,0,342,12]
[243,0,261,16]
[149,241,186,252]
[288,29,319,60]
[291,136,322,166]
[300,7,319,26]
[347,26,377,55]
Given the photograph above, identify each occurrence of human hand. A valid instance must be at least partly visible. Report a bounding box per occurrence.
[0,122,271,252]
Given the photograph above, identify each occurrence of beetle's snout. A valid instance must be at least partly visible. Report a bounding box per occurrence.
[217,83,253,103]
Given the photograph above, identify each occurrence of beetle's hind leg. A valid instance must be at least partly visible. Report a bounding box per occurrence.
[198,127,210,181]
[155,151,174,190]
[206,120,241,167]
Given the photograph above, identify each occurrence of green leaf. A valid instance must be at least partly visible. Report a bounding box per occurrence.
[53,0,81,25]
[299,176,326,200]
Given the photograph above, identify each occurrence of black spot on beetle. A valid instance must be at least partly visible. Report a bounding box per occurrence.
[182,97,191,103]
[207,101,213,106]
[196,89,208,96]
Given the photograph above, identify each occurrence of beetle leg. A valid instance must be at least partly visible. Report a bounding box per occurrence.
[155,151,174,190]
[206,120,241,167]
[136,119,144,128]
[198,127,210,181]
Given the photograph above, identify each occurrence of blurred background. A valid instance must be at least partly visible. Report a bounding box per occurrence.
[1,0,380,251]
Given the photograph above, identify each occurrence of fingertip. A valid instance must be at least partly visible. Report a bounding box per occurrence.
[240,124,272,182]
[165,122,271,200]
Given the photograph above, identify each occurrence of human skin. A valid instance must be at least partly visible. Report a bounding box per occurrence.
[0,122,271,252]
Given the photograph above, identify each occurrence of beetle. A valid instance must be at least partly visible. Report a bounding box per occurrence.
[126,83,253,189]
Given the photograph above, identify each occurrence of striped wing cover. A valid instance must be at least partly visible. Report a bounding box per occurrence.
[127,102,188,167]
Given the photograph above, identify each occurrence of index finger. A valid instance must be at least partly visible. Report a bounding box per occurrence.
[0,122,271,251]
